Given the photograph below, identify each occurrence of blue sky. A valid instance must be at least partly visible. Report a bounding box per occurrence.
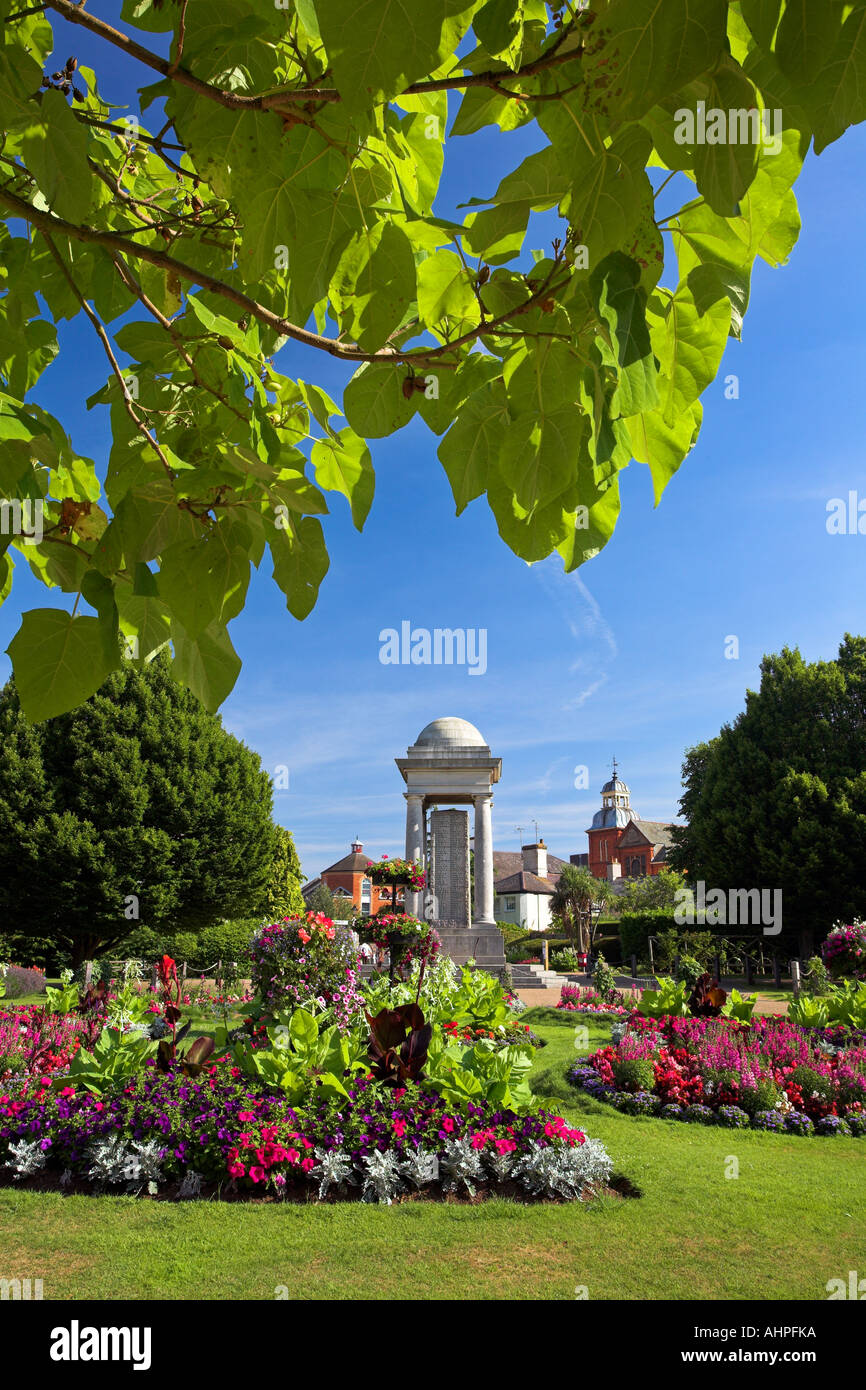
[2,7,866,883]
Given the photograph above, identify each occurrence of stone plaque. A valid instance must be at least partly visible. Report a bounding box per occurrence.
[430,809,471,927]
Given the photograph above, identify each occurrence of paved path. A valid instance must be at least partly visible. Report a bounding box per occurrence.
[515,986,562,1008]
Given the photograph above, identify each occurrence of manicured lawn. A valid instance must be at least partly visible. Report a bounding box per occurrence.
[1,1012,863,1301]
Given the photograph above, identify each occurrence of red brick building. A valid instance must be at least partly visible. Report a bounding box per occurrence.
[302,840,403,914]
[585,768,678,884]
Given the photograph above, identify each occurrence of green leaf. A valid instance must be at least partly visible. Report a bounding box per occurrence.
[649,284,730,427]
[590,252,659,418]
[626,400,703,505]
[775,0,846,89]
[343,363,419,438]
[114,487,199,564]
[311,429,375,531]
[330,222,416,352]
[691,63,762,216]
[497,405,589,513]
[158,531,251,638]
[269,516,330,621]
[416,248,480,331]
[21,90,93,224]
[116,590,171,665]
[438,378,509,513]
[7,609,120,723]
[312,0,478,110]
[462,202,528,263]
[170,620,241,710]
[586,0,728,122]
[809,5,866,154]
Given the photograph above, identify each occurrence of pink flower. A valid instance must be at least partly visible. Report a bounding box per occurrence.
[442,1116,455,1133]
[286,1147,300,1164]
[250,1165,266,1183]
[301,1157,315,1172]
[228,1162,246,1178]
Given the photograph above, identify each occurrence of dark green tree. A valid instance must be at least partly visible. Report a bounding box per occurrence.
[669,636,866,956]
[0,656,278,965]
[305,882,338,919]
[265,826,305,920]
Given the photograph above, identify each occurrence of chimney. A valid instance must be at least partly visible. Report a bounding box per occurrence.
[351,839,363,854]
[522,840,548,879]
[607,862,622,882]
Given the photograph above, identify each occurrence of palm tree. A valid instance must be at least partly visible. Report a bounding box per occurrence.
[550,865,613,954]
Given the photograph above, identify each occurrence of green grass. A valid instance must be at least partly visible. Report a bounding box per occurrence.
[1,1013,863,1301]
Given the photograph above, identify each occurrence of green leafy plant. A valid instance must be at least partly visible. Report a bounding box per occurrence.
[611,1057,655,1093]
[425,1035,536,1115]
[2,4,864,720]
[636,977,690,1019]
[232,1006,367,1104]
[56,1026,157,1095]
[721,988,756,1024]
[787,994,830,1029]
[43,969,81,1015]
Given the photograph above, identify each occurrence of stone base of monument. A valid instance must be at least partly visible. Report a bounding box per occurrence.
[433,921,507,980]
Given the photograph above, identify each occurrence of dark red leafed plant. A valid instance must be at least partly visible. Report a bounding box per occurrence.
[76,978,108,1020]
[688,973,727,1017]
[154,955,215,1076]
[366,1003,432,1085]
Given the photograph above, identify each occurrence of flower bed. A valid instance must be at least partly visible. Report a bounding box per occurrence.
[0,1006,93,1082]
[0,1064,612,1204]
[556,985,633,1017]
[442,1020,544,1050]
[568,1013,866,1136]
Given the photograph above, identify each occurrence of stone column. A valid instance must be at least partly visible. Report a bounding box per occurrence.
[404,792,424,917]
[473,793,495,925]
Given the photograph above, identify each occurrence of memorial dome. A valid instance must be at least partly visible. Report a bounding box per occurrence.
[414,717,488,749]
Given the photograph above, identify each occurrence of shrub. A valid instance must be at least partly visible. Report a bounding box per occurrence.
[249,913,363,1031]
[611,1056,655,1093]
[683,1104,715,1124]
[717,1106,751,1129]
[815,1115,852,1136]
[592,953,619,1004]
[197,920,260,971]
[750,1110,786,1132]
[785,1112,815,1136]
[803,955,834,998]
[659,1103,684,1121]
[2,965,47,999]
[550,947,583,971]
[739,1078,781,1116]
[786,1064,834,1104]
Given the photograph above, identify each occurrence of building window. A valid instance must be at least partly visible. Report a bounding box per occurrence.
[361,878,372,911]
[505,896,516,911]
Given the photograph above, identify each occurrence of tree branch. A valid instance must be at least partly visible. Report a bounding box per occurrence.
[1,188,571,369]
[45,0,584,111]
[41,233,176,479]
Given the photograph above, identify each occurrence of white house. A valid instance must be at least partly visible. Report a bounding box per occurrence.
[493,841,566,932]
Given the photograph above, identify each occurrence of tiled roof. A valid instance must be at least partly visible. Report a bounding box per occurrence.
[492,850,567,884]
[618,820,679,850]
[494,870,556,896]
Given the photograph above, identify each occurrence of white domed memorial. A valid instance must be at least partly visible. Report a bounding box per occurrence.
[395,718,506,974]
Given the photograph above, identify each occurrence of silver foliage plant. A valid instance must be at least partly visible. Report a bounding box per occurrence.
[359,1149,403,1205]
[314,1146,355,1200]
[3,1138,48,1180]
[512,1137,614,1199]
[86,1135,164,1192]
[439,1137,486,1196]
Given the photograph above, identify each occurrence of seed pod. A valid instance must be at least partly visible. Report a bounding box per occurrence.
[66,56,77,72]
[73,86,85,102]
